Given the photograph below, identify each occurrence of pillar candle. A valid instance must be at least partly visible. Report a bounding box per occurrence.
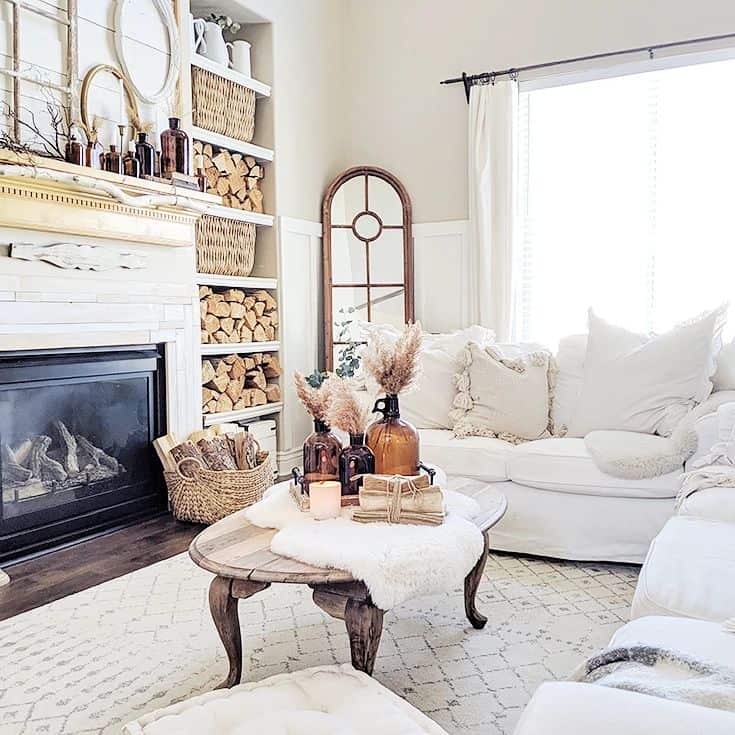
[309,481,341,520]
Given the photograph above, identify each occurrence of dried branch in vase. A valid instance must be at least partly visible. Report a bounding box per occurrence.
[294,371,331,422]
[362,322,423,395]
[323,376,371,436]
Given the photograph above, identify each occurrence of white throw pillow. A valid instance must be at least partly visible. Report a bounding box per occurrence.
[359,324,496,429]
[552,334,587,432]
[713,339,735,391]
[452,342,553,441]
[568,307,726,438]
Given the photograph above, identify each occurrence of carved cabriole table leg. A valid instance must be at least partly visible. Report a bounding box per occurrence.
[464,529,490,629]
[311,581,385,676]
[209,576,269,689]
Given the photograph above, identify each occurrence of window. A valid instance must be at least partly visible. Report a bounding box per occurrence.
[515,56,735,349]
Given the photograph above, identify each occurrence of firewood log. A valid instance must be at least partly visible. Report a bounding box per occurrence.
[214,393,234,414]
[248,189,264,213]
[206,373,230,393]
[222,354,238,364]
[215,359,230,376]
[251,388,267,406]
[243,310,258,331]
[1,444,33,483]
[211,300,231,318]
[254,290,278,310]
[198,285,212,299]
[220,317,235,335]
[213,150,232,173]
[244,356,256,371]
[76,435,119,472]
[262,355,282,378]
[245,369,267,390]
[229,302,246,319]
[265,326,276,341]
[214,331,229,343]
[203,314,220,333]
[253,323,267,342]
[233,432,259,470]
[239,327,253,342]
[202,360,216,384]
[197,436,237,470]
[229,356,247,379]
[253,301,266,317]
[201,330,210,343]
[226,377,245,402]
[222,289,245,303]
[265,384,281,403]
[257,315,271,328]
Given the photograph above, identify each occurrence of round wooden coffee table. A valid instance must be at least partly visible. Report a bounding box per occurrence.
[189,480,506,687]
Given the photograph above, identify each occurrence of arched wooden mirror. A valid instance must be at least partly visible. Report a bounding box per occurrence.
[322,166,414,373]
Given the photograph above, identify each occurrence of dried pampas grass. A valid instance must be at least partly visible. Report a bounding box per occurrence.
[324,376,371,436]
[362,322,423,395]
[294,371,330,422]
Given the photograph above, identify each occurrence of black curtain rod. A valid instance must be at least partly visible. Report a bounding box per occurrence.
[441,31,735,102]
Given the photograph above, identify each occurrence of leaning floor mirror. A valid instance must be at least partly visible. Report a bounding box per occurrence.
[322,166,414,374]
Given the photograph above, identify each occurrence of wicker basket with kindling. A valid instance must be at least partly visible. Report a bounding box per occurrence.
[164,441,272,524]
[196,215,256,276]
[191,66,256,142]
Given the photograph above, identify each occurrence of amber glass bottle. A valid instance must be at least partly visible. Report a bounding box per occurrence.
[123,142,141,177]
[366,394,419,476]
[135,132,156,177]
[302,419,341,494]
[339,433,375,496]
[104,144,122,174]
[85,134,104,169]
[64,134,83,166]
[160,117,189,178]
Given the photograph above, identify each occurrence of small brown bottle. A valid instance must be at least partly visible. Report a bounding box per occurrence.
[160,117,189,178]
[123,142,141,177]
[339,433,375,495]
[301,419,341,494]
[64,134,83,166]
[366,394,420,476]
[135,132,156,177]
[104,144,122,174]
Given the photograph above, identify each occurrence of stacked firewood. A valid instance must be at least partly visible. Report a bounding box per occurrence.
[194,140,265,212]
[202,352,282,415]
[200,286,278,345]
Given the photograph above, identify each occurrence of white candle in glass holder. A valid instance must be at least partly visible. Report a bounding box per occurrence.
[309,481,341,520]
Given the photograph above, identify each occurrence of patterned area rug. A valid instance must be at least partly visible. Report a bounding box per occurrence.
[0,547,638,734]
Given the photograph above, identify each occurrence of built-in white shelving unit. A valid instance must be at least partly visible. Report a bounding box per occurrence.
[182,1,280,430]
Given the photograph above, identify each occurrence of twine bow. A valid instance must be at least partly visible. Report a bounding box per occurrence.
[384,474,424,523]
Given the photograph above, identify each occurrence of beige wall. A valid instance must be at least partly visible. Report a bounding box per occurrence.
[237,0,347,222]
[343,0,735,222]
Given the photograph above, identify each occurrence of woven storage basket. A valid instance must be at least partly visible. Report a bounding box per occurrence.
[165,446,272,524]
[196,215,256,276]
[192,66,256,142]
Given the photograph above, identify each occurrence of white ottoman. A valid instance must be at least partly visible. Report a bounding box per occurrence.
[123,664,448,735]
[631,516,735,622]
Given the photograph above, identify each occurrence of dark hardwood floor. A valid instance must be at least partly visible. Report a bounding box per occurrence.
[0,514,203,621]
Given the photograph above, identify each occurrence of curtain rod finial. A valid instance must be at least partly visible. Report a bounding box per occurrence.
[462,72,471,103]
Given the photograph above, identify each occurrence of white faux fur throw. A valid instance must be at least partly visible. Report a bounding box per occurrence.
[584,422,698,480]
[571,645,735,713]
[245,484,483,610]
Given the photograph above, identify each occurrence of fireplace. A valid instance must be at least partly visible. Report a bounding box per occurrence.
[0,346,167,562]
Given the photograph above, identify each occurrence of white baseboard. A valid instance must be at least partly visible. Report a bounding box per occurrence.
[277,447,302,479]
[0,569,9,586]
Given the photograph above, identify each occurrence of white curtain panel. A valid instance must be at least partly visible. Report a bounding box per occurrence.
[467,80,518,341]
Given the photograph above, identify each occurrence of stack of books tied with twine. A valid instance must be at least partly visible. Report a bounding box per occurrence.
[353,474,445,526]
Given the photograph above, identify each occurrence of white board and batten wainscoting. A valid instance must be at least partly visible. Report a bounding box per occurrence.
[275,217,470,477]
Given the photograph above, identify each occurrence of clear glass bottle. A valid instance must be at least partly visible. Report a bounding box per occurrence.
[339,433,375,496]
[366,394,419,476]
[301,419,341,494]
[160,117,189,178]
[135,131,156,177]
[123,141,141,177]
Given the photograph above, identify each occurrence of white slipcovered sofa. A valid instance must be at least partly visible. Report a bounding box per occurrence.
[420,395,733,563]
[514,404,735,733]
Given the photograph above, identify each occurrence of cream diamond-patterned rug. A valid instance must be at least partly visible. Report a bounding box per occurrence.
[0,547,638,734]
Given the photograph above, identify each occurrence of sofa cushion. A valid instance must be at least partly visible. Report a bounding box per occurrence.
[610,616,735,669]
[631,516,735,622]
[507,438,680,498]
[418,429,510,481]
[678,487,735,524]
[551,334,587,431]
[123,664,448,735]
[514,682,735,735]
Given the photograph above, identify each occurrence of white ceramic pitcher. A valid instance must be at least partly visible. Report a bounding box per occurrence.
[201,21,229,66]
[227,40,251,76]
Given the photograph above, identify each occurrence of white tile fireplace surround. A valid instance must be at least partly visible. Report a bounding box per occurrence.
[0,227,202,578]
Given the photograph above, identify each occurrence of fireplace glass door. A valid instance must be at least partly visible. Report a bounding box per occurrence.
[0,347,166,562]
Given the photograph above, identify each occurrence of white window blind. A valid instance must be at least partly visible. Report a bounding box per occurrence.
[515,57,735,349]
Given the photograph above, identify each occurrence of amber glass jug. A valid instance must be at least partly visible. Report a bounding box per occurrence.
[339,433,375,496]
[366,394,419,476]
[300,419,341,494]
[160,117,189,178]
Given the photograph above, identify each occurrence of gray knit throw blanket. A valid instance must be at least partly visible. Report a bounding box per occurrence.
[570,645,735,713]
